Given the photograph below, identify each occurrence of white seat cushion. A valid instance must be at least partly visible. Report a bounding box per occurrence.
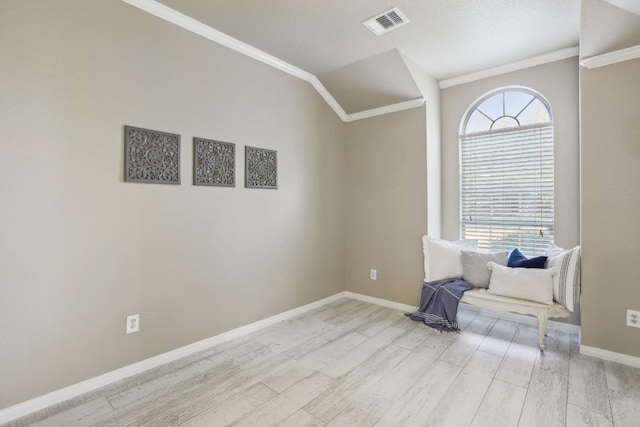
[462,288,570,317]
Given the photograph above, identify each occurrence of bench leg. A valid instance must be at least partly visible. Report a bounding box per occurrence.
[537,313,549,351]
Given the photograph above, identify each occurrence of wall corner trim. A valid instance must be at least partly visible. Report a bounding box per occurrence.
[580,345,640,368]
[0,292,348,424]
[120,0,423,122]
[580,45,640,69]
[439,46,579,89]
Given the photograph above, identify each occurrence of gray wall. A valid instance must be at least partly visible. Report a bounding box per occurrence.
[0,0,345,408]
[4,0,636,412]
[580,58,640,357]
[344,107,428,306]
[440,57,581,325]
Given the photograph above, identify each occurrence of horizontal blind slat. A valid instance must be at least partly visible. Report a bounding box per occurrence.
[460,121,553,255]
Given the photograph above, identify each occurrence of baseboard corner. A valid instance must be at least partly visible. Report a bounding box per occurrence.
[343,291,418,313]
[0,291,346,424]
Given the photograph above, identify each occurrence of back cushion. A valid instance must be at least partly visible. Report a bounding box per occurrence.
[422,236,478,282]
[461,250,509,288]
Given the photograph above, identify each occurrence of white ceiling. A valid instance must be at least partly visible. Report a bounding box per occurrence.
[582,0,640,58]
[604,0,640,16]
[155,0,580,114]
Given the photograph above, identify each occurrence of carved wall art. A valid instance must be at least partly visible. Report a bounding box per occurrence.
[245,146,278,189]
[193,137,235,187]
[124,125,180,184]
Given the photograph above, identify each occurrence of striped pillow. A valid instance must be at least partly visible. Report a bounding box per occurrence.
[547,246,581,312]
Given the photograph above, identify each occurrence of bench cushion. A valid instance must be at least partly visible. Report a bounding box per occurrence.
[461,288,570,318]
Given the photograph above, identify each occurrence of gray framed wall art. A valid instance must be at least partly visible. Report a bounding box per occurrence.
[193,137,235,187]
[124,125,180,184]
[245,146,277,189]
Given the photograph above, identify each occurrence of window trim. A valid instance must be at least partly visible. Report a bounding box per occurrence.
[459,86,554,136]
[458,86,555,255]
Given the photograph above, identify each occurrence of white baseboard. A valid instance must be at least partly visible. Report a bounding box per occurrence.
[0,290,598,423]
[458,303,581,335]
[580,345,640,368]
[344,291,418,313]
[0,292,347,424]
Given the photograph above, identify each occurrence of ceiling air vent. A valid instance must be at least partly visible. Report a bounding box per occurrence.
[363,7,409,36]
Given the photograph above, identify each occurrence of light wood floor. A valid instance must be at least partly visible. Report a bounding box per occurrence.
[5,298,640,427]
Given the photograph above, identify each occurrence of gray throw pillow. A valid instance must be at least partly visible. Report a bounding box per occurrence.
[461,250,509,288]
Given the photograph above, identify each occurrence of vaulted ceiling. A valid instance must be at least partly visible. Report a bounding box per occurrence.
[582,0,640,58]
[151,0,583,115]
[603,0,640,16]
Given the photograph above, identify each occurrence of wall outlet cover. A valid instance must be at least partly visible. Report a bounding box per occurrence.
[370,269,377,280]
[627,310,640,328]
[126,314,140,334]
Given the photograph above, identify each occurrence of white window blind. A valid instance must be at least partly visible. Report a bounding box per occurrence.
[460,89,554,256]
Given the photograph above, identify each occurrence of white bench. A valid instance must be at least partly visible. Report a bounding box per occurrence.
[460,288,570,350]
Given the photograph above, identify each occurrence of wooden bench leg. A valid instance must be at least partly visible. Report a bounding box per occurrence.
[537,313,549,351]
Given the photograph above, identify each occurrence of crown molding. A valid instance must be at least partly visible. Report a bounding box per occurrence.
[307,75,349,121]
[121,0,311,80]
[122,0,427,122]
[344,98,425,122]
[121,0,351,121]
[580,45,640,69]
[439,46,580,89]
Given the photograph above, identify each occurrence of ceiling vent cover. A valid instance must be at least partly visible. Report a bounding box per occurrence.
[363,7,409,35]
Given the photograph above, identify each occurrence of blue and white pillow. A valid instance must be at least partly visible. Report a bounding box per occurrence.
[546,246,581,312]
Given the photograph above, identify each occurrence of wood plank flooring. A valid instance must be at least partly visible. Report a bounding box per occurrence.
[4,298,640,427]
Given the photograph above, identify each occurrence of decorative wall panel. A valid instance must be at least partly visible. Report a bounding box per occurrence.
[245,146,278,189]
[124,125,180,184]
[193,138,235,187]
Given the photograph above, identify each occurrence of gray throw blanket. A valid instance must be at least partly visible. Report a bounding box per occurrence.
[406,279,472,332]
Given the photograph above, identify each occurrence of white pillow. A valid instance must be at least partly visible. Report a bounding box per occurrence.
[487,262,554,305]
[544,242,566,259]
[547,246,581,312]
[422,236,478,282]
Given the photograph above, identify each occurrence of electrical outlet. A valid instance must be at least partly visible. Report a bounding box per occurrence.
[627,310,640,328]
[126,314,140,334]
[370,269,377,280]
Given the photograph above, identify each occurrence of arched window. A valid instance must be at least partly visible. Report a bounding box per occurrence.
[460,87,554,256]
